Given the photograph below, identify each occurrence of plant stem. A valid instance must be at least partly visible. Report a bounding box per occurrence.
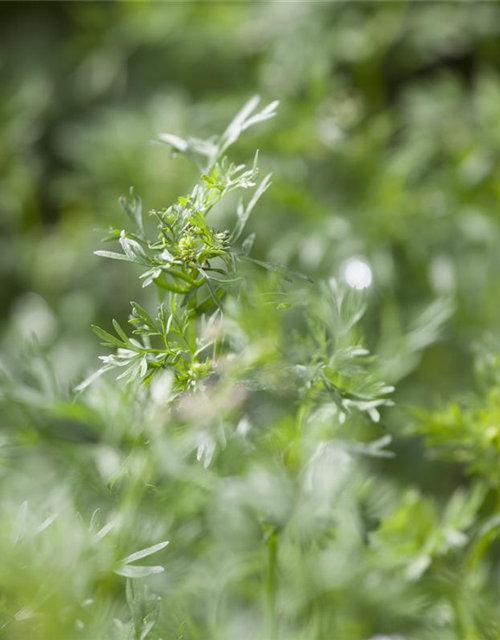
[265,530,279,640]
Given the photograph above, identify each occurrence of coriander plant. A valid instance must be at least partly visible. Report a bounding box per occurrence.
[73,97,397,639]
[79,97,284,394]
[3,96,500,640]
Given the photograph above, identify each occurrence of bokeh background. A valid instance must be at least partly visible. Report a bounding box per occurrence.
[3,2,500,639]
[3,0,500,457]
[3,3,500,354]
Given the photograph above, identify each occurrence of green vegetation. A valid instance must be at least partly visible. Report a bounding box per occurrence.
[3,3,500,639]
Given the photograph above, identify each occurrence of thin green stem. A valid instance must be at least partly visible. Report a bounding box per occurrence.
[167,268,200,286]
[154,277,192,294]
[155,271,206,294]
[265,530,279,640]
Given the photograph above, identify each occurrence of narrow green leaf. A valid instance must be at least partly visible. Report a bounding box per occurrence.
[121,540,169,565]
[94,250,138,263]
[119,187,144,236]
[74,364,113,393]
[157,133,188,153]
[130,302,157,331]
[112,319,130,345]
[240,255,313,283]
[91,324,124,348]
[114,565,164,579]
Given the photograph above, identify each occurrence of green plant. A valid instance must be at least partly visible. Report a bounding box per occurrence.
[71,98,398,639]
[5,4,500,638]
[79,97,283,393]
[3,95,500,640]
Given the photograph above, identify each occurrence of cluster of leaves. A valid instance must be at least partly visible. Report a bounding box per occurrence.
[412,340,500,487]
[80,97,282,393]
[79,98,396,458]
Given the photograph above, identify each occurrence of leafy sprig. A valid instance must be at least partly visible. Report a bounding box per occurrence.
[79,98,280,393]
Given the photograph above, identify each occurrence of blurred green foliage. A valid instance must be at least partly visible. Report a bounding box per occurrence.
[3,2,500,639]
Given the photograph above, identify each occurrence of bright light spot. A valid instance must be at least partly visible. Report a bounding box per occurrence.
[12,292,57,345]
[429,255,455,295]
[150,371,173,406]
[342,257,373,290]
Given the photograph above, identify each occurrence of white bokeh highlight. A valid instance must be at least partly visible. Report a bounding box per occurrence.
[342,257,373,290]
